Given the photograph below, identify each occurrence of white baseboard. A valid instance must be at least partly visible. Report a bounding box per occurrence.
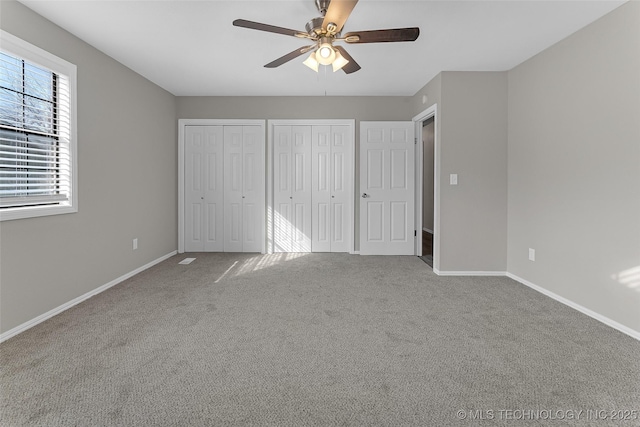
[0,250,177,343]
[434,269,506,276]
[351,250,360,255]
[506,272,640,341]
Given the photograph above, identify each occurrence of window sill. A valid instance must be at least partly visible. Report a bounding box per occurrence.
[0,204,77,221]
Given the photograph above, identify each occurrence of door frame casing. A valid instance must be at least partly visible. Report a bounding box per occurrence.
[412,105,439,268]
[267,119,356,254]
[178,119,266,254]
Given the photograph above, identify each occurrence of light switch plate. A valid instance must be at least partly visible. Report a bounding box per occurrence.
[450,174,458,185]
[529,248,535,261]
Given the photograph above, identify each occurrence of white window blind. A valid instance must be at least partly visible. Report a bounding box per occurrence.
[0,31,76,220]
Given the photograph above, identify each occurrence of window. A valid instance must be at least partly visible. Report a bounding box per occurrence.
[0,31,77,221]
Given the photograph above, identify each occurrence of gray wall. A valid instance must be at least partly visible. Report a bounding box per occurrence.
[410,72,508,272]
[177,96,414,250]
[0,1,178,334]
[411,74,443,268]
[410,72,441,117]
[507,1,640,332]
[177,96,413,122]
[439,72,508,272]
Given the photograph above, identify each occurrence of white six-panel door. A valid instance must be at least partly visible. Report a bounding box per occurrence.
[185,126,224,252]
[360,121,415,255]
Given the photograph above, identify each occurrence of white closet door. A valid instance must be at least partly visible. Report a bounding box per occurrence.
[224,125,264,253]
[291,126,312,252]
[330,125,352,253]
[185,125,223,252]
[312,125,332,252]
[224,126,244,252]
[312,125,352,253]
[273,126,293,252]
[242,126,264,253]
[185,126,204,251]
[272,125,312,252]
[203,127,225,251]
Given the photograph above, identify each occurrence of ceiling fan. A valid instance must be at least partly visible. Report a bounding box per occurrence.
[233,0,420,74]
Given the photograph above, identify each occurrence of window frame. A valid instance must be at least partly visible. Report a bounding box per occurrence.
[0,30,77,221]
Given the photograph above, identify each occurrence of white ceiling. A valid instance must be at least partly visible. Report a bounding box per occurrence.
[17,0,625,96]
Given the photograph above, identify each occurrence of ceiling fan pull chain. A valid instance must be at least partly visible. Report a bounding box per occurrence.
[324,65,328,96]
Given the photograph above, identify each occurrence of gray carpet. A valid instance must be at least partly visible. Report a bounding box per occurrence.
[1,253,639,426]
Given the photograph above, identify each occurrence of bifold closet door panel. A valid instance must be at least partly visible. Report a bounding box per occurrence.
[223,125,264,253]
[290,126,312,252]
[330,125,352,253]
[311,125,352,253]
[185,126,205,251]
[242,126,264,253]
[223,126,243,252]
[273,125,293,252]
[272,125,312,252]
[312,125,332,252]
[185,125,224,252]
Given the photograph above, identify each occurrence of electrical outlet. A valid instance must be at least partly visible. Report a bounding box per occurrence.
[528,248,535,261]
[133,238,138,250]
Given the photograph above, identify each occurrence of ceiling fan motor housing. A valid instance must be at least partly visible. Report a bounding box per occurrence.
[305,17,325,37]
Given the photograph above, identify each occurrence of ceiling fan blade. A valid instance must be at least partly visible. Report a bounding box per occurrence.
[322,0,359,34]
[344,27,420,43]
[334,46,361,74]
[233,19,306,38]
[264,46,315,68]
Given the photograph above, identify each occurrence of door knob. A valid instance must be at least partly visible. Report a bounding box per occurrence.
[362,193,370,198]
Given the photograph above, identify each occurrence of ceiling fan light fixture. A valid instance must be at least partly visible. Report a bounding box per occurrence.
[316,39,336,65]
[303,51,319,72]
[331,50,349,72]
[318,45,332,58]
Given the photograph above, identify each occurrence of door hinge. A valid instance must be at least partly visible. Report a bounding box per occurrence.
[414,230,417,237]
[414,138,417,145]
